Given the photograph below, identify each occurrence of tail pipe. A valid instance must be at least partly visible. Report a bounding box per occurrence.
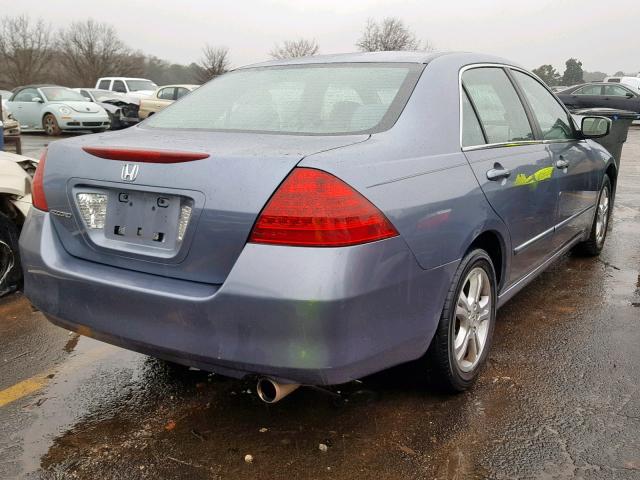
[256,377,300,403]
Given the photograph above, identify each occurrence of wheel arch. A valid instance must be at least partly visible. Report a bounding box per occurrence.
[605,161,617,197]
[465,229,508,291]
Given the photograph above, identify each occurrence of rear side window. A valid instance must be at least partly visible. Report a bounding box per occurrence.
[176,87,191,99]
[575,85,602,95]
[462,68,533,144]
[511,70,575,141]
[98,80,110,90]
[157,87,175,100]
[112,80,127,93]
[145,63,423,135]
[461,90,486,147]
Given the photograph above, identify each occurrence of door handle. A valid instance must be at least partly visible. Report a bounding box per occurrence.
[556,158,570,169]
[486,165,511,181]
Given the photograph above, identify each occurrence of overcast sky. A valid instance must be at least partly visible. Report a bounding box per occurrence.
[5,0,639,74]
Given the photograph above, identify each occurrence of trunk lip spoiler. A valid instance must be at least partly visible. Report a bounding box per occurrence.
[82,146,210,163]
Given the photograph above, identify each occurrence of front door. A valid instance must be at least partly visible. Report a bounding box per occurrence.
[510,70,600,248]
[602,84,640,111]
[8,88,42,129]
[462,67,558,284]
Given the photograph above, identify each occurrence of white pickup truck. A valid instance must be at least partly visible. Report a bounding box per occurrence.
[95,77,158,100]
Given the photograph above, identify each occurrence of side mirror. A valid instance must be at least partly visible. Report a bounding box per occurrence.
[84,97,92,101]
[625,92,634,99]
[581,116,611,139]
[31,97,44,103]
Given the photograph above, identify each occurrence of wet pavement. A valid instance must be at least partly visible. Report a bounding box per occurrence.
[1,130,639,479]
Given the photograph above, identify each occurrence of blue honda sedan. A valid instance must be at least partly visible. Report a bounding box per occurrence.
[20,52,616,402]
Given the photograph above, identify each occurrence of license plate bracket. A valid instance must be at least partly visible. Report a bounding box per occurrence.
[104,190,182,249]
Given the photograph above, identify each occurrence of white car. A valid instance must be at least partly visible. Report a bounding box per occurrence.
[0,150,37,295]
[605,76,640,93]
[7,85,110,136]
[95,77,158,99]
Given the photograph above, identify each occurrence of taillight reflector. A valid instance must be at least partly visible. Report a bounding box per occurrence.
[32,149,48,211]
[82,146,209,163]
[249,168,398,247]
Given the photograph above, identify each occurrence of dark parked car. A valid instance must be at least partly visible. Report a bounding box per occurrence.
[557,82,640,112]
[20,52,617,403]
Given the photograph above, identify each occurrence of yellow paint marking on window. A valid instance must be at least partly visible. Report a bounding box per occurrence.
[0,374,49,408]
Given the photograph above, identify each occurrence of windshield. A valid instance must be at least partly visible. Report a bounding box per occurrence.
[41,87,87,102]
[126,80,157,92]
[145,63,423,135]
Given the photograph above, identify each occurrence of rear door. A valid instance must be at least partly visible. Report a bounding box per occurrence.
[510,69,599,248]
[570,84,605,109]
[462,67,557,284]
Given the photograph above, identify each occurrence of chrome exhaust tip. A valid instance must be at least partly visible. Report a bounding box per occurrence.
[256,377,300,403]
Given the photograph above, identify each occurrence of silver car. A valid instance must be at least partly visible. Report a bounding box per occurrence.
[20,52,616,402]
[7,85,110,135]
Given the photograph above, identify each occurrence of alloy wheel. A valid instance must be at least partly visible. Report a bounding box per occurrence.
[453,267,492,372]
[0,240,15,287]
[595,185,610,246]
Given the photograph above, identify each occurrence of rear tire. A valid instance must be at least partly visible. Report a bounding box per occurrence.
[428,249,497,392]
[573,175,611,256]
[42,113,61,136]
[0,213,22,297]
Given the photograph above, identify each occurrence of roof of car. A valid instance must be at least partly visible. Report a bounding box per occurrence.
[157,84,200,89]
[98,77,153,81]
[15,84,58,90]
[240,51,454,69]
[238,51,522,71]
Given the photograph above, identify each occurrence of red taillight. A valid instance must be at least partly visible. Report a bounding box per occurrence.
[249,168,398,247]
[32,149,48,211]
[82,146,209,163]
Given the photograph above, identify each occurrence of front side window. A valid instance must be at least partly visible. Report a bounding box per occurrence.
[157,87,175,100]
[145,63,423,135]
[604,85,633,97]
[511,70,575,141]
[462,67,533,144]
[461,90,486,147]
[575,85,602,95]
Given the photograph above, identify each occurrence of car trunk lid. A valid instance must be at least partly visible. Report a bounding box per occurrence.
[44,127,369,284]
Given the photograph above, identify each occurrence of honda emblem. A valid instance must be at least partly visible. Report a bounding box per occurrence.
[121,163,139,182]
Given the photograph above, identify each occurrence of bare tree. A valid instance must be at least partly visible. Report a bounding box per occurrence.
[56,19,142,87]
[356,17,431,52]
[195,45,230,84]
[0,15,53,88]
[269,38,319,60]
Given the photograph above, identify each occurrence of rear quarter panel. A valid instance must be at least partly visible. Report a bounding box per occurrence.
[301,54,512,276]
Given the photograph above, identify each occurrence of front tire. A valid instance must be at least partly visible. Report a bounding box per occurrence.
[42,113,62,136]
[429,249,497,392]
[573,175,611,256]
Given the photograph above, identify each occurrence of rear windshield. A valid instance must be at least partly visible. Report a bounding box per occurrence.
[145,63,423,135]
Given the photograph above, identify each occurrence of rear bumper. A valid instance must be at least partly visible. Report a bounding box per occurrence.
[20,208,457,385]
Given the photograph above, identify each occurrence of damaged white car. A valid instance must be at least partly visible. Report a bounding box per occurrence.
[0,151,36,295]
